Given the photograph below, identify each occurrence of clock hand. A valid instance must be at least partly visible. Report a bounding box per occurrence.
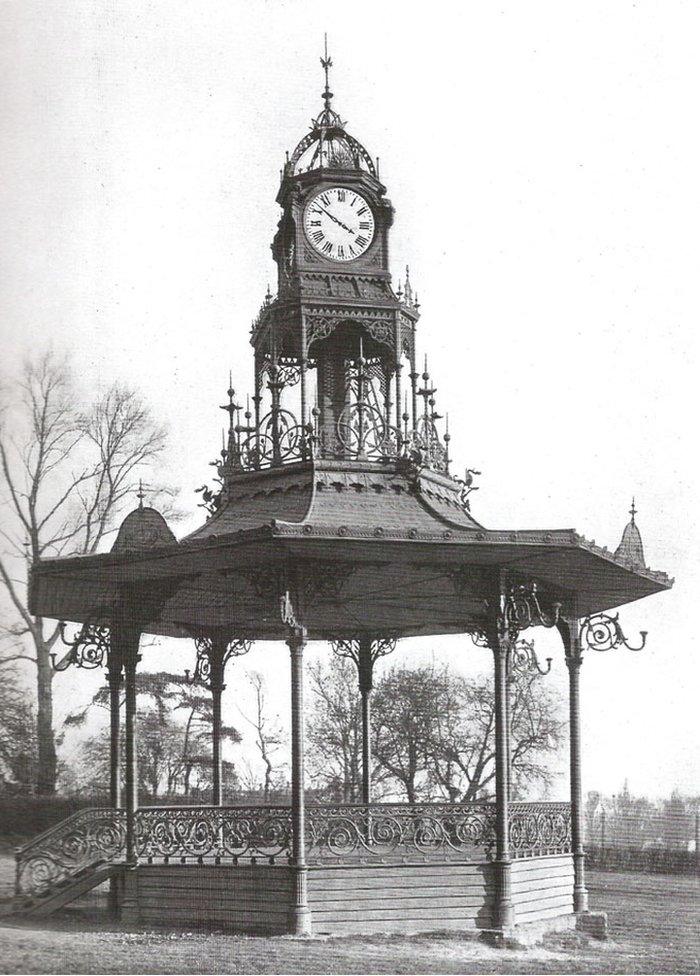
[318,207,355,235]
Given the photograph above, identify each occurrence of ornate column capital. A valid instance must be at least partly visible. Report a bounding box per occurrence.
[330,635,397,693]
[186,634,251,691]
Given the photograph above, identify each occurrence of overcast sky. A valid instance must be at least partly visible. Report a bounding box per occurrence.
[1,1,698,800]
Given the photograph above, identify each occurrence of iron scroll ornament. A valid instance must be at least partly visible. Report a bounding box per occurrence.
[580,613,647,653]
[51,622,111,671]
[185,636,252,688]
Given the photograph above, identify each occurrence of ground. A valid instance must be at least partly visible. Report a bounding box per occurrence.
[0,865,697,975]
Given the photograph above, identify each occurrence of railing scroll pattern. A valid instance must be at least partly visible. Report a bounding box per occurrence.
[135,806,293,863]
[15,808,126,897]
[14,802,572,895]
[509,802,572,858]
[307,802,496,863]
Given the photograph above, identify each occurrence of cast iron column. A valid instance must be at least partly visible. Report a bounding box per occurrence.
[106,646,122,915]
[563,615,589,913]
[288,625,311,935]
[209,641,225,807]
[107,651,123,811]
[114,617,141,924]
[491,575,514,930]
[123,631,141,866]
[358,637,373,805]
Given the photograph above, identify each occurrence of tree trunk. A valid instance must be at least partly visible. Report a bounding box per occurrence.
[35,623,57,794]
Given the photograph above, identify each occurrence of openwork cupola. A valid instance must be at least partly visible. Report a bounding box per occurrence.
[286,38,376,177]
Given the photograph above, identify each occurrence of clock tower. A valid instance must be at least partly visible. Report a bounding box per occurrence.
[246,42,432,467]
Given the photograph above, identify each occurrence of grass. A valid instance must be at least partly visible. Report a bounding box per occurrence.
[0,870,697,975]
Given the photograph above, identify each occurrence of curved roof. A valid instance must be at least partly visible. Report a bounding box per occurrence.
[183,459,482,544]
[112,506,177,553]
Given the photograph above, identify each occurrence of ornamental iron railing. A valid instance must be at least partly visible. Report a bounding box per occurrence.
[135,805,292,863]
[15,808,126,897]
[509,802,572,858]
[306,802,496,862]
[15,801,572,896]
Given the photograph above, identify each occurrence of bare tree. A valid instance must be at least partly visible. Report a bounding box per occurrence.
[307,659,566,804]
[238,671,286,802]
[306,658,389,802]
[425,666,565,802]
[0,350,169,793]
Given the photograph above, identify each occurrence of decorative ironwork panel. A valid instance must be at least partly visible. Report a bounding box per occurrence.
[307,802,497,863]
[135,806,293,862]
[15,808,126,896]
[509,802,572,858]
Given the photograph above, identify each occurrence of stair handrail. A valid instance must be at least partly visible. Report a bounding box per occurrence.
[15,806,126,898]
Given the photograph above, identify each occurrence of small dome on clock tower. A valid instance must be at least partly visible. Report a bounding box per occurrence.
[286,39,376,178]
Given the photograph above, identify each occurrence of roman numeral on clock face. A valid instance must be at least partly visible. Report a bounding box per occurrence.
[304,186,375,262]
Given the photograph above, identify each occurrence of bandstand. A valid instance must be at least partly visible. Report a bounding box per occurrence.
[15,48,672,941]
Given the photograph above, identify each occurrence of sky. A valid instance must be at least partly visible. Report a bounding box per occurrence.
[0,0,698,800]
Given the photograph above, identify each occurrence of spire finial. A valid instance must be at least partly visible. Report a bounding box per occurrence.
[321,33,333,111]
[630,497,637,523]
[136,479,145,509]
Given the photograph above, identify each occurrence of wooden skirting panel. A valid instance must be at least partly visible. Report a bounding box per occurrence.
[307,861,495,935]
[510,854,574,924]
[129,856,574,935]
[134,864,294,934]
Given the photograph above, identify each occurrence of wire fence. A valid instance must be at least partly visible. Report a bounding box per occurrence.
[585,809,699,875]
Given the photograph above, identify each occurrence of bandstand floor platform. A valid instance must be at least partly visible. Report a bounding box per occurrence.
[129,854,574,935]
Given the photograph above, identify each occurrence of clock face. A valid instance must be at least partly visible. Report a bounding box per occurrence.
[303,187,375,262]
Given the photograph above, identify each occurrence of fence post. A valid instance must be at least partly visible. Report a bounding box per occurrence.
[695,812,699,874]
[601,808,606,860]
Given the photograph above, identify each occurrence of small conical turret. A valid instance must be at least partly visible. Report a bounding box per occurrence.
[615,498,646,568]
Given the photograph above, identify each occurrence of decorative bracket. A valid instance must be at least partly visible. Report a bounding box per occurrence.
[503,582,561,636]
[509,638,552,679]
[580,612,647,653]
[185,635,252,690]
[331,635,398,693]
[51,622,111,672]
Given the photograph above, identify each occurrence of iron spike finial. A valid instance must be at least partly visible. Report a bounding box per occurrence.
[630,497,637,523]
[136,479,145,508]
[321,33,333,111]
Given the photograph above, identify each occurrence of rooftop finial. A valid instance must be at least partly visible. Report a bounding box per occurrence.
[136,479,145,509]
[629,497,637,523]
[321,33,333,112]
